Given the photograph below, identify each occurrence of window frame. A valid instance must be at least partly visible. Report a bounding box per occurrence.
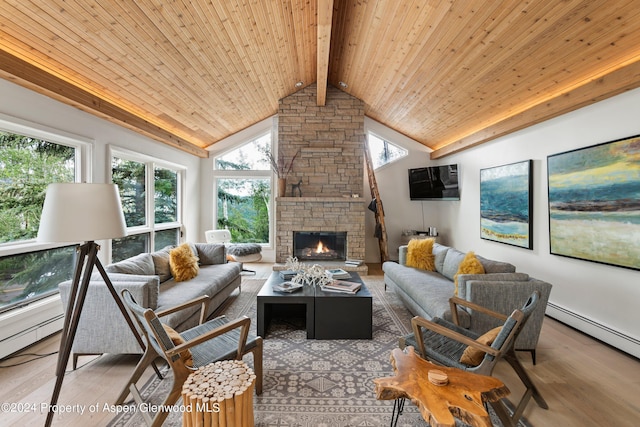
[0,114,91,313]
[367,130,409,171]
[0,113,91,257]
[212,129,274,248]
[109,145,185,258]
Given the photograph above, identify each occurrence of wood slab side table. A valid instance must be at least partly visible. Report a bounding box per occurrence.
[374,347,510,427]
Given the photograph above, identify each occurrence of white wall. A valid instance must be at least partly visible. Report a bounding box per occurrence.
[364,118,438,262]
[0,79,202,357]
[373,88,640,358]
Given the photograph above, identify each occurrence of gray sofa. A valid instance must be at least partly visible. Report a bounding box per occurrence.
[59,243,242,363]
[383,243,552,360]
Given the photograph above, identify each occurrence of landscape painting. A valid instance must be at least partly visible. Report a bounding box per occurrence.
[547,135,640,270]
[480,160,533,249]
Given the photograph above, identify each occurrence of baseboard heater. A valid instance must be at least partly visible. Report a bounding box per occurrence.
[546,302,640,359]
[0,295,64,359]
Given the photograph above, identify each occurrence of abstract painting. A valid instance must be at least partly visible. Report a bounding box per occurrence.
[547,135,640,270]
[480,160,533,249]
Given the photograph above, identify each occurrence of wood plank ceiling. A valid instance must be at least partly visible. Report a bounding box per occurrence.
[1,1,640,159]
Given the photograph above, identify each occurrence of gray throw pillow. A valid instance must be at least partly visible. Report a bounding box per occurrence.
[432,243,450,274]
[105,252,155,276]
[195,243,226,265]
[151,246,174,282]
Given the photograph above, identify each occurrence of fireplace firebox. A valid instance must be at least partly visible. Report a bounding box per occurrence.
[293,231,347,261]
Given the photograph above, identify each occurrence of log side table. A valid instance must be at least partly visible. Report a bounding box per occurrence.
[181,359,256,427]
[374,347,510,427]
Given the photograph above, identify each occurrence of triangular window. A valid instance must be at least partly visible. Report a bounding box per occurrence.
[367,133,408,169]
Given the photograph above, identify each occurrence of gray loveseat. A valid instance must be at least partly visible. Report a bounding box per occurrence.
[59,243,242,365]
[383,243,552,361]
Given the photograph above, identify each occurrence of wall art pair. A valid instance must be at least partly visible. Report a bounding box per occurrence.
[480,134,640,271]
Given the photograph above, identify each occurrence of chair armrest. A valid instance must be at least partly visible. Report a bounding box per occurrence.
[156,295,211,324]
[166,315,251,361]
[411,316,500,358]
[58,277,159,354]
[449,296,509,326]
[457,272,529,300]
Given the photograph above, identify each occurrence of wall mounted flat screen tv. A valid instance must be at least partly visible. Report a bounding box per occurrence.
[408,164,460,200]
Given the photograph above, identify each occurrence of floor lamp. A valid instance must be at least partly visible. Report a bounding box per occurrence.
[37,183,154,427]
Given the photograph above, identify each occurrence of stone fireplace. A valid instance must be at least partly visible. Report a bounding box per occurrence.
[294,231,347,261]
[275,84,366,266]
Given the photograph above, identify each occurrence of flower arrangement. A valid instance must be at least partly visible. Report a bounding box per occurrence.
[264,148,299,178]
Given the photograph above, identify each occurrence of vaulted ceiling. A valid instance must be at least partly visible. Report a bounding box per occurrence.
[1,1,640,159]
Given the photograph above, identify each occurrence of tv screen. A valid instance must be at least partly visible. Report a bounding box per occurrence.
[408,164,460,200]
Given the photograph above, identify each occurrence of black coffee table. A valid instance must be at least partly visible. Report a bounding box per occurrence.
[257,271,372,340]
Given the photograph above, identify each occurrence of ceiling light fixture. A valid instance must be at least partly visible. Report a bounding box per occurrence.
[295,81,304,88]
[338,81,348,88]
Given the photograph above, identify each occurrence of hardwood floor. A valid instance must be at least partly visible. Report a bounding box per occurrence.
[1,263,638,426]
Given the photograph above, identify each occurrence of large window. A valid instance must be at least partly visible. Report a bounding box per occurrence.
[367,132,408,169]
[111,150,183,261]
[214,133,272,244]
[0,118,88,313]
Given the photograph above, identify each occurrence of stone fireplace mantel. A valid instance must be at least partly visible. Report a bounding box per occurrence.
[276,197,365,203]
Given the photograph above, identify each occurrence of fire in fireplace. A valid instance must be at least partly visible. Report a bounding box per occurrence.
[293,231,347,261]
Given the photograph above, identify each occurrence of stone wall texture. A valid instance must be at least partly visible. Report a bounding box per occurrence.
[276,84,366,263]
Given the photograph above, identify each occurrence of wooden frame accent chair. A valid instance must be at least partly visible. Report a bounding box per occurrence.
[115,289,263,427]
[399,291,548,426]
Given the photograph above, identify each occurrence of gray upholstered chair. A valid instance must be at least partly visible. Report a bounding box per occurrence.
[398,292,548,427]
[116,289,263,427]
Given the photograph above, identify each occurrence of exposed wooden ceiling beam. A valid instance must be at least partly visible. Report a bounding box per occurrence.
[430,58,640,159]
[317,0,334,106]
[0,49,209,158]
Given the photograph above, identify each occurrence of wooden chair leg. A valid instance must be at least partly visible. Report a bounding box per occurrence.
[504,351,549,410]
[250,337,264,395]
[114,348,160,405]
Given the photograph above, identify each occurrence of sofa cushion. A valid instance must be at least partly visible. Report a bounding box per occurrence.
[157,262,242,327]
[195,243,226,265]
[432,243,450,274]
[170,243,200,282]
[106,252,155,276]
[382,261,470,327]
[406,238,435,271]
[441,248,466,281]
[151,246,174,283]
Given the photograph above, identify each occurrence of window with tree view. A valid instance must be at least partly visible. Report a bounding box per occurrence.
[111,154,182,262]
[0,130,79,312]
[214,134,271,244]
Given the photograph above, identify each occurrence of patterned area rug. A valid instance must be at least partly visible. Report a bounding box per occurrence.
[108,277,527,427]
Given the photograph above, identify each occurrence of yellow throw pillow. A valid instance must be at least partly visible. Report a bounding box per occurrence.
[406,238,436,271]
[460,327,502,366]
[162,324,193,367]
[453,251,485,296]
[169,243,200,282]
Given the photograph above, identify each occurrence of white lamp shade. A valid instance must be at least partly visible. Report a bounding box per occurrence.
[37,183,127,243]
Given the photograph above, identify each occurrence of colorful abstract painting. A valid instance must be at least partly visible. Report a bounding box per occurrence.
[480,160,533,249]
[547,135,640,270]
